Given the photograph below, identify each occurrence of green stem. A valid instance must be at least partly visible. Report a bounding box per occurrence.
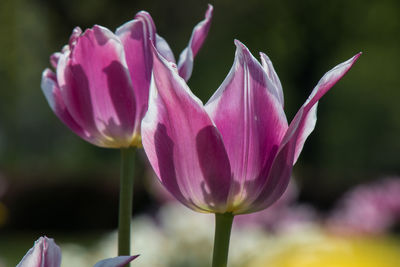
[212,213,234,267]
[118,147,136,258]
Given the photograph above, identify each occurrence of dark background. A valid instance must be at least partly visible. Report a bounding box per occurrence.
[0,0,399,240]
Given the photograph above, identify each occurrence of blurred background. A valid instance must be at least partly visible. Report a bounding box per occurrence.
[0,0,400,266]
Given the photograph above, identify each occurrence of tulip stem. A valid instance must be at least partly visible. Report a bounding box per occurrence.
[118,147,136,258]
[212,213,234,267]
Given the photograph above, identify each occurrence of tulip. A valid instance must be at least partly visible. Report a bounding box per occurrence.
[17,236,138,267]
[40,4,213,259]
[142,40,360,267]
[41,4,213,148]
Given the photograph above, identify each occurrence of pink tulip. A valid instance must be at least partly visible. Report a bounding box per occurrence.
[17,237,61,267]
[41,5,213,148]
[17,236,138,267]
[142,40,360,214]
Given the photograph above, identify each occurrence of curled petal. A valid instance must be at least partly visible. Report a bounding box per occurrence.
[93,256,139,267]
[17,237,61,267]
[246,53,361,213]
[142,44,232,213]
[59,25,136,148]
[178,4,213,81]
[205,40,288,211]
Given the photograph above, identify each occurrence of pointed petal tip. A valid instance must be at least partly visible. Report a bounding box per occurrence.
[71,26,82,37]
[92,24,113,34]
[134,10,155,27]
[353,52,362,61]
[131,255,140,261]
[340,52,362,70]
[334,51,362,79]
[69,26,82,48]
[72,26,82,32]
[42,68,53,77]
[135,10,151,18]
[233,39,243,47]
[93,255,140,267]
[137,10,149,15]
[259,51,270,60]
[233,39,254,61]
[206,4,214,17]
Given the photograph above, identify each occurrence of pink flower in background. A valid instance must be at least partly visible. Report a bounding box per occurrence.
[41,5,213,148]
[142,40,360,214]
[328,178,400,234]
[17,236,138,267]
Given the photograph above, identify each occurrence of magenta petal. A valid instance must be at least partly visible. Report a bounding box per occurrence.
[141,44,232,213]
[292,52,362,163]
[41,69,99,144]
[246,53,361,213]
[59,25,136,147]
[17,237,61,267]
[177,4,213,81]
[93,255,139,267]
[205,40,288,209]
[116,12,157,136]
[241,110,303,214]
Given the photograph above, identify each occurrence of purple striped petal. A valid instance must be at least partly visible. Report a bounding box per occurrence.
[141,44,232,213]
[58,25,136,148]
[245,53,361,213]
[17,237,61,267]
[93,256,139,267]
[116,12,156,138]
[205,40,288,210]
[41,69,98,144]
[177,4,213,81]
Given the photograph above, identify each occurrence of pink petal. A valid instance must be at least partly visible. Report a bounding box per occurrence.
[245,53,361,213]
[205,40,288,210]
[58,25,136,148]
[141,44,232,213]
[93,255,139,267]
[239,110,303,214]
[177,4,213,81]
[41,69,100,144]
[116,12,156,137]
[17,236,61,267]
